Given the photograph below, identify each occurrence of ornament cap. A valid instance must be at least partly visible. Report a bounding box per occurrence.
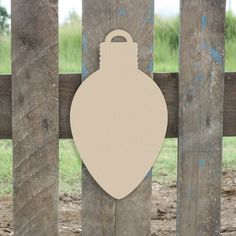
[100,29,138,71]
[105,30,133,43]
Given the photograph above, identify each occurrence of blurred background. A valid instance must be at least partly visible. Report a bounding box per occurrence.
[0,0,235,195]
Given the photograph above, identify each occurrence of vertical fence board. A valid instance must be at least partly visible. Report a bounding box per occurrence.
[115,0,153,235]
[178,0,226,235]
[12,0,59,235]
[82,0,153,235]
[82,1,116,235]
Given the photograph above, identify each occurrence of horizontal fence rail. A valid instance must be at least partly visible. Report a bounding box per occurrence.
[0,72,235,139]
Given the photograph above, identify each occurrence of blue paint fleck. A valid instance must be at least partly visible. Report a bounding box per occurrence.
[201,16,207,32]
[210,48,223,65]
[147,60,153,73]
[82,34,88,51]
[192,62,201,68]
[201,42,208,50]
[149,45,154,54]
[148,14,154,25]
[117,8,127,16]
[147,5,154,24]
[195,74,204,81]
[146,169,152,178]
[82,64,89,78]
[199,159,205,168]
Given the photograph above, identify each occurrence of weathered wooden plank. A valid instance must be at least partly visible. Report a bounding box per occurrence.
[1,72,236,139]
[224,73,236,136]
[177,0,226,235]
[81,0,154,235]
[114,0,154,235]
[155,73,178,138]
[59,74,82,140]
[82,1,117,235]
[0,74,11,139]
[11,0,59,235]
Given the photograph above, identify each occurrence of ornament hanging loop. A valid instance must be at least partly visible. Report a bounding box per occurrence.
[100,29,138,70]
[105,30,133,43]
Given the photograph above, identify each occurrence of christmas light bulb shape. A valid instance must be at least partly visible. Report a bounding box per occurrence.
[70,30,168,199]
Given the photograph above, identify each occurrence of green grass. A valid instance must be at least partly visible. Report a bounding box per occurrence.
[0,14,236,194]
[0,140,82,194]
[153,139,178,184]
[154,16,179,72]
[153,137,236,184]
[1,138,235,194]
[59,20,82,73]
[0,140,12,195]
[225,39,236,71]
[0,35,11,73]
[222,137,236,169]
[59,140,81,192]
[1,13,236,74]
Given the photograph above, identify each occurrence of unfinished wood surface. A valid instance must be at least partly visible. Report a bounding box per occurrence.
[81,0,153,235]
[82,1,116,235]
[178,0,226,235]
[1,73,236,139]
[0,74,11,139]
[114,0,153,235]
[11,0,59,235]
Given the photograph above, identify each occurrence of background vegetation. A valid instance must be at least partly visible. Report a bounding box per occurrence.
[0,9,236,194]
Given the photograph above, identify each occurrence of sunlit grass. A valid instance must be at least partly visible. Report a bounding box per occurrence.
[59,140,81,192]
[0,138,235,194]
[0,35,11,73]
[0,140,12,195]
[59,20,82,73]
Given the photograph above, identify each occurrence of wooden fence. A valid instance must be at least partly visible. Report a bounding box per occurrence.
[0,0,235,235]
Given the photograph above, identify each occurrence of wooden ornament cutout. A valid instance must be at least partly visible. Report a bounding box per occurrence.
[70,30,168,199]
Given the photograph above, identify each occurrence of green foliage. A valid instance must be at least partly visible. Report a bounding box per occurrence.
[225,10,236,41]
[225,39,236,71]
[155,16,179,51]
[154,11,236,72]
[154,16,179,72]
[59,12,82,73]
[0,34,11,73]
[0,138,236,194]
[1,12,236,74]
[0,140,12,195]
[223,137,236,169]
[153,139,177,184]
[59,140,81,192]
[0,5,9,34]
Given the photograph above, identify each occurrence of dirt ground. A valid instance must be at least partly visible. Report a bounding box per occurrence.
[0,170,235,236]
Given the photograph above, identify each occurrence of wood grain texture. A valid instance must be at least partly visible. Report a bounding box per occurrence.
[1,72,236,139]
[81,0,153,235]
[178,0,226,235]
[115,0,153,235]
[82,1,117,235]
[59,74,82,140]
[224,73,236,136]
[11,0,59,235]
[0,74,11,139]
